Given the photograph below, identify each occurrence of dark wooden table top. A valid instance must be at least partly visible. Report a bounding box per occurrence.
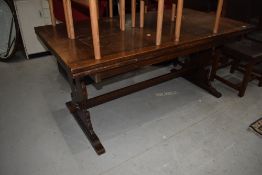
[35,9,252,78]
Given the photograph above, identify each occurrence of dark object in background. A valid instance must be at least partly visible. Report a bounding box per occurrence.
[223,0,262,29]
[184,0,261,29]
[0,0,24,61]
[184,0,218,12]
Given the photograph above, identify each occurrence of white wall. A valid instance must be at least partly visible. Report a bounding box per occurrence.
[14,0,52,57]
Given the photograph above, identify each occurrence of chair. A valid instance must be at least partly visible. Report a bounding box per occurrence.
[210,39,262,97]
[47,0,224,60]
[48,0,108,24]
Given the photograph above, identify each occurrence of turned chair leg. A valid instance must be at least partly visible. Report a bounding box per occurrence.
[48,0,56,26]
[238,63,253,97]
[175,0,184,42]
[140,0,145,28]
[213,0,224,34]
[109,0,113,18]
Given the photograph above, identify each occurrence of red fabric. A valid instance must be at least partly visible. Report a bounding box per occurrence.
[53,0,107,22]
[147,0,174,11]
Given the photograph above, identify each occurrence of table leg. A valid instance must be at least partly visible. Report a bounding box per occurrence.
[183,50,222,98]
[209,51,220,81]
[56,61,69,81]
[66,76,105,155]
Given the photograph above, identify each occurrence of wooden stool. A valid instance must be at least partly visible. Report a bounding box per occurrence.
[210,39,262,97]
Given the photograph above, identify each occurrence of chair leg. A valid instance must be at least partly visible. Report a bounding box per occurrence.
[230,58,240,73]
[48,0,56,26]
[238,63,253,97]
[210,51,220,81]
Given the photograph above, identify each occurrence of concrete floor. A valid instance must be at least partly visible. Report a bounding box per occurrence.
[0,55,261,175]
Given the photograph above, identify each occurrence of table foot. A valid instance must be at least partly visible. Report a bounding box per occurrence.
[184,68,222,98]
[181,50,222,98]
[66,101,105,155]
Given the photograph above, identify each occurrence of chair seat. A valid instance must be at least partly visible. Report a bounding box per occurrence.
[223,39,262,61]
[210,38,262,97]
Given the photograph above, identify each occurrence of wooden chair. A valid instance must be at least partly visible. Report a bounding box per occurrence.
[48,0,107,39]
[123,0,223,77]
[48,0,224,60]
[210,39,262,97]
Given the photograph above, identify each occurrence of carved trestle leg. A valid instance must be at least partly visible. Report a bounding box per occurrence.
[66,76,105,155]
[182,49,222,98]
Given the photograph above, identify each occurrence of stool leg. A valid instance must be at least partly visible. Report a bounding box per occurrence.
[210,51,220,81]
[230,58,240,74]
[238,63,253,97]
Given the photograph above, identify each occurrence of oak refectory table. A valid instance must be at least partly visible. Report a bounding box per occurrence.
[35,9,252,155]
